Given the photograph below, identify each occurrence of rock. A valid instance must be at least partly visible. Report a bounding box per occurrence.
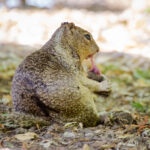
[63,132,75,139]
[85,132,94,138]
[111,111,133,125]
[15,127,27,134]
[99,111,133,125]
[40,140,58,148]
[142,129,150,137]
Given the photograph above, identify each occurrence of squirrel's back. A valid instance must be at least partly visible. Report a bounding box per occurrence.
[12,22,101,127]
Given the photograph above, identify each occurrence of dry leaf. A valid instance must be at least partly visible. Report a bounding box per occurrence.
[14,132,38,141]
[82,144,90,150]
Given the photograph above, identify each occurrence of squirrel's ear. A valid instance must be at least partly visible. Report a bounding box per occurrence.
[61,22,75,29]
[61,22,69,26]
[68,22,75,29]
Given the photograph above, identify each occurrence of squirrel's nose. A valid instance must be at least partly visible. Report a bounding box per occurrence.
[95,45,100,53]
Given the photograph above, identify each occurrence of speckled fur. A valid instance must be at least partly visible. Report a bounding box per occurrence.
[12,22,109,127]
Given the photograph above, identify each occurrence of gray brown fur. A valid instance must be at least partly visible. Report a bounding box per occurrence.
[12,22,111,127]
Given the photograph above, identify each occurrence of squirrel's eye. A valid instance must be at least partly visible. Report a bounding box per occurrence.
[84,34,91,40]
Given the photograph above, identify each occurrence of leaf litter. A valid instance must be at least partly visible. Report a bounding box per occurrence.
[0,44,150,150]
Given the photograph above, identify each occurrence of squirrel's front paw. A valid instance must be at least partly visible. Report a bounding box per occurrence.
[96,80,111,96]
[100,80,111,92]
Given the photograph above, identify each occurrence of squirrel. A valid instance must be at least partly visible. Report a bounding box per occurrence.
[11,22,111,127]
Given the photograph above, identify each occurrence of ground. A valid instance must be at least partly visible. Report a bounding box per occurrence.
[0,1,150,149]
[0,43,150,150]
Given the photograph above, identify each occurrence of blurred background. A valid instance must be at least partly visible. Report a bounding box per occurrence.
[0,0,150,57]
[0,0,150,114]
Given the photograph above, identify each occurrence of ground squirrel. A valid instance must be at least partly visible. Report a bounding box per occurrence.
[12,22,111,127]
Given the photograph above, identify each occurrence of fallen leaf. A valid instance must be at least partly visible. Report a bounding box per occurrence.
[1,95,12,105]
[82,144,90,150]
[22,142,28,150]
[118,134,133,139]
[36,123,40,130]
[64,122,78,128]
[40,140,58,148]
[14,132,38,141]
[0,124,4,129]
[101,144,115,149]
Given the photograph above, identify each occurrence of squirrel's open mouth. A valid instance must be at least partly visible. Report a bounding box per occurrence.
[87,48,99,59]
[86,53,101,75]
[87,52,96,59]
[87,54,93,59]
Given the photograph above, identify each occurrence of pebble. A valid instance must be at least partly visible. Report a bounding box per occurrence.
[15,127,27,134]
[85,132,94,138]
[63,132,75,139]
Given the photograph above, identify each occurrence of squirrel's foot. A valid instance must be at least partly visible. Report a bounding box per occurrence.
[96,80,111,96]
[88,72,111,96]
[87,71,111,96]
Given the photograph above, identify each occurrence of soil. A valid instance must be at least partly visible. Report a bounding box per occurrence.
[0,44,150,150]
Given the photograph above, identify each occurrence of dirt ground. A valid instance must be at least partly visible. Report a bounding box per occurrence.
[0,43,150,150]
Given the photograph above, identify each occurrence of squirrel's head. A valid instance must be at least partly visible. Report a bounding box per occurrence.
[52,22,99,63]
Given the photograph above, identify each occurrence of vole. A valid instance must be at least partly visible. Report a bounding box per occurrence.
[12,22,111,127]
